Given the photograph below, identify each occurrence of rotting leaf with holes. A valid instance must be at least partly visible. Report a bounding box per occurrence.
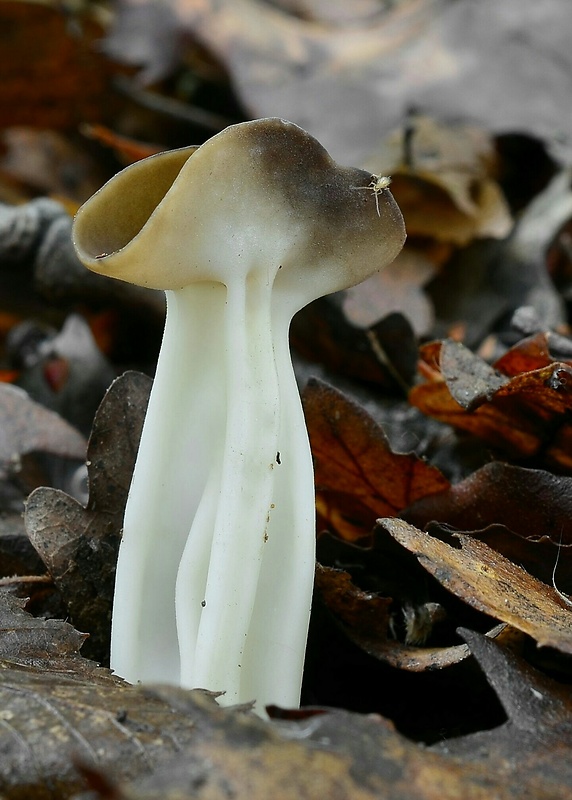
[24,371,152,664]
[380,518,572,655]
[303,379,450,542]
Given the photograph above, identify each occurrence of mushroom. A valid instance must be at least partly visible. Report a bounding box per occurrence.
[72,118,405,711]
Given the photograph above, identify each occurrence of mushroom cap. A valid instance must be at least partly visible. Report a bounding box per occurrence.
[73,118,405,309]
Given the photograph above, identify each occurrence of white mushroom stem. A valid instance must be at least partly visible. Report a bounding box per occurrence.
[113,273,315,709]
[179,272,281,702]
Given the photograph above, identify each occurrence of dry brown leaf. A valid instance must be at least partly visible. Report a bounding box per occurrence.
[303,379,450,542]
[25,372,151,663]
[429,629,572,796]
[292,301,419,389]
[315,527,519,673]
[0,383,86,478]
[380,518,572,654]
[405,461,572,545]
[1,128,106,204]
[0,555,569,798]
[0,592,210,799]
[315,562,391,639]
[315,560,480,672]
[341,248,436,337]
[493,332,556,376]
[0,596,496,799]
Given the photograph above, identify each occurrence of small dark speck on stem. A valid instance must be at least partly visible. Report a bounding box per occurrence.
[276,451,281,464]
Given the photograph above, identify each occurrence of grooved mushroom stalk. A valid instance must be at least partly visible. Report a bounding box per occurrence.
[72,118,405,711]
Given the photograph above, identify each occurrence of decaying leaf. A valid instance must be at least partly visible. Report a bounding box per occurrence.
[315,562,391,640]
[380,518,572,655]
[25,372,151,663]
[404,460,572,546]
[341,249,436,338]
[303,379,450,541]
[0,592,95,674]
[89,660,572,800]
[411,338,572,471]
[428,172,572,342]
[429,629,572,794]
[0,383,86,479]
[315,559,474,672]
[0,592,206,799]
[363,115,512,246]
[315,526,518,674]
[1,128,105,203]
[0,515,46,578]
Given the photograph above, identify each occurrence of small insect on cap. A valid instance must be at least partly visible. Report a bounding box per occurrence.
[73,119,405,307]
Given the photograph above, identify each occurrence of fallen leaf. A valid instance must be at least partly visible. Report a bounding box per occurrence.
[16,314,117,436]
[0,383,86,478]
[101,671,572,800]
[25,372,151,663]
[291,300,418,389]
[427,171,572,343]
[380,517,572,654]
[0,514,46,577]
[0,592,211,799]
[316,528,514,673]
[494,332,556,376]
[303,379,450,541]
[410,338,572,470]
[1,128,106,203]
[341,248,436,338]
[404,461,572,545]
[315,562,391,639]
[315,559,471,672]
[429,629,572,794]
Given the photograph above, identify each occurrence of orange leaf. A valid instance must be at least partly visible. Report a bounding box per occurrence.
[303,379,449,542]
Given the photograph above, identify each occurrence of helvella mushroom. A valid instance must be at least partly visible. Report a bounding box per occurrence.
[72,118,406,711]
